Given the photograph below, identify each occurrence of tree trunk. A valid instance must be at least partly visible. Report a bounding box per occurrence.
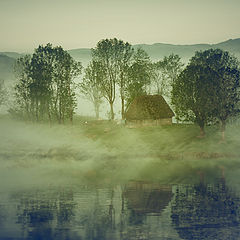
[59,99,62,124]
[220,120,226,142]
[95,104,100,119]
[199,126,205,138]
[157,85,160,95]
[62,109,65,124]
[197,117,205,138]
[121,97,125,120]
[69,107,73,125]
[48,107,52,127]
[110,102,114,120]
[35,100,39,122]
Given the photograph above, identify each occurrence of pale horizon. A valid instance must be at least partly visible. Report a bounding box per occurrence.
[2,37,240,54]
[1,0,240,52]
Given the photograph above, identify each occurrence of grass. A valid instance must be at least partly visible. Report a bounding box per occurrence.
[73,116,239,157]
[1,114,240,186]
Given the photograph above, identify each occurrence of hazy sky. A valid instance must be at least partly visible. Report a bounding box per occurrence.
[0,0,240,52]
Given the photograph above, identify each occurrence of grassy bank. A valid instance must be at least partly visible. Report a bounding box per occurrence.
[0,114,240,186]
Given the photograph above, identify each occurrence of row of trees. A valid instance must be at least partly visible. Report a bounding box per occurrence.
[12,39,181,123]
[80,38,183,120]
[12,38,240,136]
[172,48,240,139]
[13,44,82,123]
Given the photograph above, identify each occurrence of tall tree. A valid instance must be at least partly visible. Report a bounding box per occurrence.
[191,49,240,140]
[51,46,82,124]
[115,41,134,119]
[172,64,217,136]
[172,48,240,138]
[125,48,152,108]
[79,60,105,119]
[92,38,134,120]
[13,44,82,123]
[151,60,167,95]
[0,79,6,107]
[27,44,55,122]
[13,54,32,119]
[92,39,118,120]
[152,54,183,98]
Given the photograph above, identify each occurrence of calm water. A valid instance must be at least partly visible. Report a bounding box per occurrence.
[0,176,240,240]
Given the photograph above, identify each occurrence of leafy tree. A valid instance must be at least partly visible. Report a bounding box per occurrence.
[115,41,134,119]
[125,48,152,108]
[0,79,6,106]
[191,49,240,140]
[13,44,82,123]
[79,60,105,119]
[172,63,218,136]
[172,48,240,138]
[92,38,134,120]
[51,46,82,123]
[151,60,167,95]
[92,38,118,120]
[152,54,183,98]
[13,54,32,119]
[27,44,55,122]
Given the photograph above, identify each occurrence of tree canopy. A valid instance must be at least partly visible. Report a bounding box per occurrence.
[13,43,82,123]
[172,48,240,138]
[152,54,183,98]
[0,79,6,107]
[92,38,134,120]
[125,48,152,109]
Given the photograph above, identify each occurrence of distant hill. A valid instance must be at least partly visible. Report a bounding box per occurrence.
[215,38,240,53]
[0,52,23,59]
[139,38,240,62]
[1,38,240,84]
[67,48,92,66]
[68,38,240,64]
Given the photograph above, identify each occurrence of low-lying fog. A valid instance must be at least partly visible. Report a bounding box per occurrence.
[1,116,240,239]
[1,116,240,190]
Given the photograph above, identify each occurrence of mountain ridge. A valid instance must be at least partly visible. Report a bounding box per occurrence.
[1,38,240,83]
[66,38,240,63]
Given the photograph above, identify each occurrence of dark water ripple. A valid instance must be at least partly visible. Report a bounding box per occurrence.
[0,178,240,240]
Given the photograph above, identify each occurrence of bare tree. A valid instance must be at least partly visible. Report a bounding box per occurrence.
[79,60,104,119]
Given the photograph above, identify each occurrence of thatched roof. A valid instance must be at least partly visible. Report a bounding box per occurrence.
[125,95,174,120]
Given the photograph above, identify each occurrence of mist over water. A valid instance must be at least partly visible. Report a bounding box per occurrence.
[1,116,240,239]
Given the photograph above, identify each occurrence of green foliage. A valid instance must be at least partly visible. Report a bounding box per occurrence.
[191,49,240,129]
[13,44,82,123]
[152,54,184,97]
[92,38,134,120]
[151,61,167,95]
[125,48,152,108]
[115,41,134,119]
[0,79,6,106]
[13,54,32,119]
[172,48,240,136]
[172,64,217,128]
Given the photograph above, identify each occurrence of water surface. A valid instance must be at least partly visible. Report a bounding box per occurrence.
[0,174,240,240]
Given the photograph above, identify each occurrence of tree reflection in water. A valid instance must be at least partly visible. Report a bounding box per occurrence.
[171,178,240,240]
[15,186,120,240]
[2,177,239,240]
[15,188,76,240]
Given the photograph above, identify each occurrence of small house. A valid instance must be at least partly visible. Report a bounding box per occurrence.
[125,95,174,127]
